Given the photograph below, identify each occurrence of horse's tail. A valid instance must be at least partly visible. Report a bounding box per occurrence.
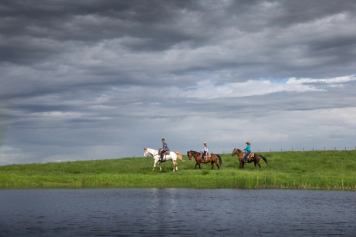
[260,155,268,165]
[175,151,184,161]
[217,154,222,166]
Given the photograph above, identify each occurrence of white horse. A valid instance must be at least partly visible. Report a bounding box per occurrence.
[144,147,183,172]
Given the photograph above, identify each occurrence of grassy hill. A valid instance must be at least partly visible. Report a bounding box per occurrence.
[0,150,355,190]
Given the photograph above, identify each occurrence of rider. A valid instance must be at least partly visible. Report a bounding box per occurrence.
[243,141,251,162]
[201,142,209,161]
[160,138,169,161]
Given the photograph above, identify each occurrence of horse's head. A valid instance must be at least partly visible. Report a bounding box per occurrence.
[187,150,199,160]
[144,147,155,158]
[188,150,202,160]
[187,150,192,160]
[144,147,159,157]
[144,148,149,157]
[232,148,243,159]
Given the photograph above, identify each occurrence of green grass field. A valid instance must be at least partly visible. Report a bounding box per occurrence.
[0,150,355,190]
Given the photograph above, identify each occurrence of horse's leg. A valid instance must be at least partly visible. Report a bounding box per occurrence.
[172,160,176,172]
[195,162,198,169]
[211,161,214,169]
[158,160,162,171]
[153,160,157,171]
[254,160,257,168]
[174,159,178,171]
[259,157,262,168]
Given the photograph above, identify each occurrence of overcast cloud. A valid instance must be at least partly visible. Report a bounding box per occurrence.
[1,0,356,165]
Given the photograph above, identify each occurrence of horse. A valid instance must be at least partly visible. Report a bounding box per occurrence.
[144,147,183,172]
[231,148,268,168]
[186,150,222,169]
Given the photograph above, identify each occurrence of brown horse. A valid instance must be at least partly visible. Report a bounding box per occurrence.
[187,150,222,169]
[231,148,268,168]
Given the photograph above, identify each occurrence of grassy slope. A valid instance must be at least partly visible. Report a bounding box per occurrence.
[0,151,355,190]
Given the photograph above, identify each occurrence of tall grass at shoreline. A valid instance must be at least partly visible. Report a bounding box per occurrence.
[0,150,355,190]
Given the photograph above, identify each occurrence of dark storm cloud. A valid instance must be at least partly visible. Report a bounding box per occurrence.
[0,0,354,63]
[1,0,355,81]
[268,0,356,26]
[0,0,199,57]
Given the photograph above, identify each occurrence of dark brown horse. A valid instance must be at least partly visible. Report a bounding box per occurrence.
[231,148,268,168]
[187,150,222,169]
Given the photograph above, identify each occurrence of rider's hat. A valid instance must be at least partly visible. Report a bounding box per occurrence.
[161,138,165,141]
[203,141,207,145]
[246,141,251,145]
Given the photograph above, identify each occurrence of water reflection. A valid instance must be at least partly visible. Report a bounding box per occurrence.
[0,189,355,236]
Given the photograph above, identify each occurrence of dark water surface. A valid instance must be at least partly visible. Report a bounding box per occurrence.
[0,189,355,237]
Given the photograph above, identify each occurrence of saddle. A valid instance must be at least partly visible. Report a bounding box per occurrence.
[247,153,255,161]
[159,149,170,155]
[159,149,169,161]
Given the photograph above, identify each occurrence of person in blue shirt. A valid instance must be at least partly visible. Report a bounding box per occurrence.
[159,138,169,161]
[201,142,209,161]
[243,141,251,162]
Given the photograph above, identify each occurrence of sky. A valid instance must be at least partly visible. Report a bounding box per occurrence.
[1,0,356,165]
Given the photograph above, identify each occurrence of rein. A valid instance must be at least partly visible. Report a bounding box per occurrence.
[147,151,157,158]
[233,149,244,159]
[190,151,201,159]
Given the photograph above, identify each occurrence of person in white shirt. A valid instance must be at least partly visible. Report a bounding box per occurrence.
[202,142,209,161]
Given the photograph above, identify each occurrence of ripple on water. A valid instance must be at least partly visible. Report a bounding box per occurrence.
[0,189,355,237]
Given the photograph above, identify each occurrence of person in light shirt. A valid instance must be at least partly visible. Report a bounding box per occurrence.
[201,142,209,161]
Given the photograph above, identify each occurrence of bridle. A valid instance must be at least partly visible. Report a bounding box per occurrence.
[187,150,192,160]
[189,150,201,159]
[232,149,243,158]
[145,151,156,158]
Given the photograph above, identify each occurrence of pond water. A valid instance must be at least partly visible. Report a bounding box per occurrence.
[0,189,355,236]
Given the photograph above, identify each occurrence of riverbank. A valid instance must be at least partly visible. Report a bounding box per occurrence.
[0,150,355,190]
